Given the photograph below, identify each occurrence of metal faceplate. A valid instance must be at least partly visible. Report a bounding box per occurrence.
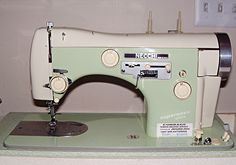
[121,62,171,79]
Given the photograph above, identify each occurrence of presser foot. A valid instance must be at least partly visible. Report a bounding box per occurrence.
[48,119,57,135]
[47,121,88,136]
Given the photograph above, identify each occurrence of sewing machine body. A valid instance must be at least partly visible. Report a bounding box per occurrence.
[31,28,229,137]
[1,26,234,151]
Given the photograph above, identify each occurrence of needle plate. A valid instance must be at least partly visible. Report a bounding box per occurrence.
[10,121,88,137]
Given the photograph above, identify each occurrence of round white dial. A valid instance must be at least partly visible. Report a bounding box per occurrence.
[50,75,69,94]
[101,49,119,67]
[174,81,191,99]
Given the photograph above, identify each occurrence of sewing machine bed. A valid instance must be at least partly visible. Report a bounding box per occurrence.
[0,112,234,152]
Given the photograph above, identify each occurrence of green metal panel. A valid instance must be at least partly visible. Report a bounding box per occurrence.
[52,48,197,137]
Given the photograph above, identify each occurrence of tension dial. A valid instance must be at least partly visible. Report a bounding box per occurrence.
[50,75,69,94]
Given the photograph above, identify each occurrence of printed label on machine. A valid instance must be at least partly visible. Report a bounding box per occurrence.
[156,123,193,137]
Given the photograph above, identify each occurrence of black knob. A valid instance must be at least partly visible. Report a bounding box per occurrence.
[204,137,212,145]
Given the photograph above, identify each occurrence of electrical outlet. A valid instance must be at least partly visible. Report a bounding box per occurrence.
[195,0,236,27]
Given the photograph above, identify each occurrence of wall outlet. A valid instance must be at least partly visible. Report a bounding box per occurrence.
[195,0,236,27]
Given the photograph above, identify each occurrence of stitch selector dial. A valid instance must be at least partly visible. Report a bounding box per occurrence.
[174,81,191,99]
[101,49,119,67]
[50,75,69,94]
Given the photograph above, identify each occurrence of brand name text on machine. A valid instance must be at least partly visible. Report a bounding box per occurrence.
[124,53,168,59]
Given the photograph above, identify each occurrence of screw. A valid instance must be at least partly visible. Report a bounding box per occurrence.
[62,32,66,40]
[179,70,187,78]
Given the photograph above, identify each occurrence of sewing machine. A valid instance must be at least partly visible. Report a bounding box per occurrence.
[0,22,234,152]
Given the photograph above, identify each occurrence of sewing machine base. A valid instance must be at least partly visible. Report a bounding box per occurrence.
[1,112,234,152]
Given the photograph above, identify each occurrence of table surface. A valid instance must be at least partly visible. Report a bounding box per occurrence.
[0,112,236,160]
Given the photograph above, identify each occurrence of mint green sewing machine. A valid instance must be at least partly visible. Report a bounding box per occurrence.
[1,22,234,151]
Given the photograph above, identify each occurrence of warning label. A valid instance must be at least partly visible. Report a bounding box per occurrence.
[156,123,193,137]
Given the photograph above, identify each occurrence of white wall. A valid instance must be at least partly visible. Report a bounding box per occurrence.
[0,0,236,116]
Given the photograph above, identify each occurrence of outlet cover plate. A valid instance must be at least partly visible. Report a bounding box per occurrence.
[195,0,236,27]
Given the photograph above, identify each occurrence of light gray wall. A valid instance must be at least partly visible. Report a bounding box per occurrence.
[0,0,235,116]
